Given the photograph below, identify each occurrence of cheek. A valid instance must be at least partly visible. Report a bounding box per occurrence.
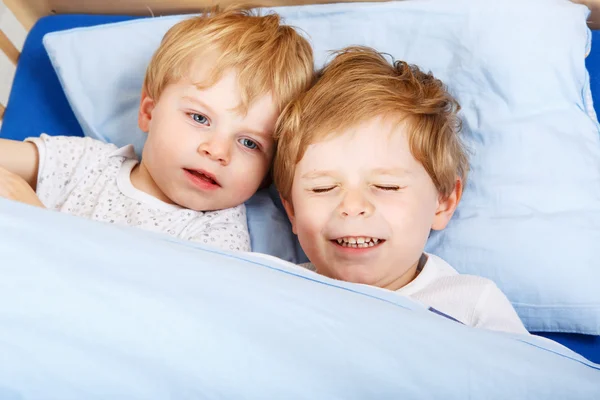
[386,192,437,236]
[149,123,196,160]
[231,156,270,192]
[292,197,329,237]
[146,138,182,169]
[293,205,324,259]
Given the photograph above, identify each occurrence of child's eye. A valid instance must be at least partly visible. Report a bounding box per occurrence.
[190,113,209,125]
[375,185,400,191]
[312,186,336,193]
[239,138,258,150]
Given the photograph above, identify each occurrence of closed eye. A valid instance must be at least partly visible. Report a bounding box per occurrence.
[189,113,210,126]
[375,185,400,191]
[312,186,336,193]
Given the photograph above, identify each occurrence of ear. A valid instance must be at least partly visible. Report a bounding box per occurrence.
[281,195,297,235]
[138,90,156,133]
[431,178,462,231]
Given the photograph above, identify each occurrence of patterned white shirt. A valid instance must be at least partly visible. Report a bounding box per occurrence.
[27,134,251,252]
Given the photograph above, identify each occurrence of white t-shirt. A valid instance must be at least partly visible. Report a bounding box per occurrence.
[301,253,528,334]
[27,134,251,252]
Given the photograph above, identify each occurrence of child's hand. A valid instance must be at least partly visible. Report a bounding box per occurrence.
[0,166,45,208]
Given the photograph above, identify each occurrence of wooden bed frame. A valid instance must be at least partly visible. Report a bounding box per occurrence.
[1,0,600,119]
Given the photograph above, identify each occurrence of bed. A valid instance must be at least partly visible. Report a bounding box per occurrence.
[0,0,599,397]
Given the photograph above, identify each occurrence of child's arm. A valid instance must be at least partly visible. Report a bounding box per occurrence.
[0,139,40,189]
[0,166,45,207]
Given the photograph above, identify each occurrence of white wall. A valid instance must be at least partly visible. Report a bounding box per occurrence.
[0,0,27,126]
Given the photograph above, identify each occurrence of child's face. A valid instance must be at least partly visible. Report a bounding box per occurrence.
[138,62,278,211]
[283,116,459,290]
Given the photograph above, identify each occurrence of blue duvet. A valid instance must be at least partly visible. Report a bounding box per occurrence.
[0,199,598,399]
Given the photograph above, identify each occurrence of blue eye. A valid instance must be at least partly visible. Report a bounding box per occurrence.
[190,113,209,125]
[239,138,258,150]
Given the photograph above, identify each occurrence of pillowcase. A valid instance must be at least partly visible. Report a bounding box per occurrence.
[43,0,600,333]
[1,197,600,398]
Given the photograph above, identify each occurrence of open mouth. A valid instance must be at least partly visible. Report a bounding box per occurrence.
[184,169,221,187]
[331,236,384,249]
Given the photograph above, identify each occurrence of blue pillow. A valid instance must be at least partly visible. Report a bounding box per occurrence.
[1,198,599,398]
[43,0,600,333]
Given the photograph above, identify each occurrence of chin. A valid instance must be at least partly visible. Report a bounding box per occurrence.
[186,202,217,212]
[170,196,203,211]
[331,265,379,286]
[170,192,214,212]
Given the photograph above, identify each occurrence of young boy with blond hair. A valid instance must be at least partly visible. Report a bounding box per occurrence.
[273,46,528,334]
[0,7,313,252]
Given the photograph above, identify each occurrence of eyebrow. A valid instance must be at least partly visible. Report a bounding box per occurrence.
[301,168,411,181]
[371,167,412,176]
[245,128,272,142]
[181,96,216,117]
[301,170,339,180]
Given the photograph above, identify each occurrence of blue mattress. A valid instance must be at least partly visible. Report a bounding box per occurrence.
[1,14,599,364]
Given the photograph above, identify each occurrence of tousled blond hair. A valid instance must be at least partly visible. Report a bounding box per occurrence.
[274,46,468,201]
[143,6,314,113]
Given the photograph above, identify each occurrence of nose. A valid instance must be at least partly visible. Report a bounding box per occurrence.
[338,188,374,218]
[198,134,231,165]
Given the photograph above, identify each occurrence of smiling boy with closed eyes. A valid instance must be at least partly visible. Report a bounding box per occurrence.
[273,46,528,333]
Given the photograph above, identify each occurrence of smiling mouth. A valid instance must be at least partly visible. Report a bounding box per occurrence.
[184,169,220,187]
[331,236,385,248]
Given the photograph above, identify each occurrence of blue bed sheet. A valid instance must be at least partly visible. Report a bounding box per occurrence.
[1,13,599,364]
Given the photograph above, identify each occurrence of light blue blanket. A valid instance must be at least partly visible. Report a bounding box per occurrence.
[0,198,598,399]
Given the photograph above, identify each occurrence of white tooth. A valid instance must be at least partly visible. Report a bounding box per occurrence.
[357,237,365,244]
[373,239,380,244]
[348,237,357,244]
[337,238,343,244]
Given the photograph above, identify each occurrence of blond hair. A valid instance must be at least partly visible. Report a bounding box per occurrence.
[274,46,468,201]
[143,6,314,113]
